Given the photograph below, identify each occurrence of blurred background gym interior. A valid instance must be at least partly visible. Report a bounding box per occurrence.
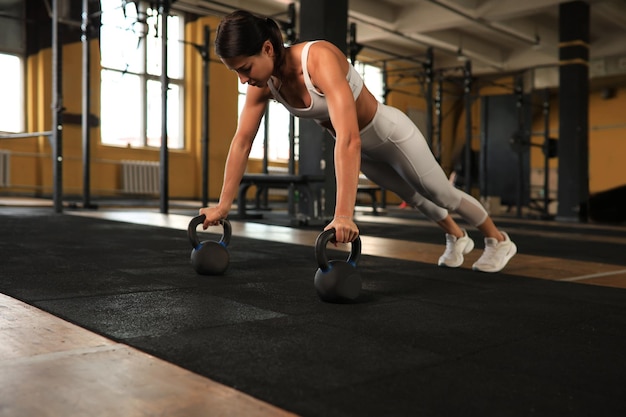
[2,1,626,416]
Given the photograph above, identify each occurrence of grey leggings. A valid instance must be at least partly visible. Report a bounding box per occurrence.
[357,102,488,227]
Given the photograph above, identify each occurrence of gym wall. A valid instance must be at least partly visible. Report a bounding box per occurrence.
[1,7,625,204]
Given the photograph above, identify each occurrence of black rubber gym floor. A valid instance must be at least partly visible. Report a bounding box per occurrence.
[2,207,626,417]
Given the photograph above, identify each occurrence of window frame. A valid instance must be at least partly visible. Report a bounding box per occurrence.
[0,0,26,134]
[0,52,25,133]
[99,1,185,149]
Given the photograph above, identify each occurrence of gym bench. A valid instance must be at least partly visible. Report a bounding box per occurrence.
[237,174,326,220]
[237,173,385,220]
[356,184,384,215]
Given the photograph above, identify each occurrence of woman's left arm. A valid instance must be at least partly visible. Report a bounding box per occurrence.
[308,42,361,243]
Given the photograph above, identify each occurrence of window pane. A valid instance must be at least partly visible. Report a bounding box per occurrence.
[100,1,184,148]
[267,100,292,161]
[100,1,144,72]
[240,84,266,160]
[100,70,142,147]
[146,80,183,149]
[147,13,183,79]
[242,82,298,163]
[244,111,266,160]
[167,14,183,79]
[0,53,23,132]
[357,62,384,103]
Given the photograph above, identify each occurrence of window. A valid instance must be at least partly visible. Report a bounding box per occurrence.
[99,1,184,149]
[354,61,385,103]
[244,82,298,161]
[0,0,25,133]
[0,54,24,133]
[242,61,384,162]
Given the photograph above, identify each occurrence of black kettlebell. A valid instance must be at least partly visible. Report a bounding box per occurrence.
[314,229,362,303]
[188,214,231,275]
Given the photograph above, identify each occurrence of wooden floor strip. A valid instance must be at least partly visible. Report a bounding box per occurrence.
[0,294,299,417]
[561,268,626,282]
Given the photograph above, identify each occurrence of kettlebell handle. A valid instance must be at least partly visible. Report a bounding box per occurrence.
[314,228,361,272]
[188,214,231,249]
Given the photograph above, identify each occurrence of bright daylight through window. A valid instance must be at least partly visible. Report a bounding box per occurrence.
[0,0,25,134]
[99,0,184,149]
[0,54,23,133]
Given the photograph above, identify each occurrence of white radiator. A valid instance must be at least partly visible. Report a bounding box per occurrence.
[121,160,160,195]
[0,150,10,187]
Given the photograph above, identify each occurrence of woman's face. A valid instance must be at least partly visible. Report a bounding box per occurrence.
[221,40,275,88]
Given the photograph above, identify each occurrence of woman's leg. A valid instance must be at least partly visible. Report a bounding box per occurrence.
[360,103,516,271]
[360,156,460,236]
[364,104,496,232]
[360,156,475,268]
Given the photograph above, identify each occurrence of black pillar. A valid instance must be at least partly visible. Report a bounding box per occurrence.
[159,1,170,214]
[52,0,63,213]
[424,48,434,155]
[298,0,348,219]
[463,60,473,195]
[557,1,589,222]
[201,25,211,207]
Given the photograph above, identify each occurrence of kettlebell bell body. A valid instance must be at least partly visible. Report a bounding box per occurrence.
[314,229,362,303]
[188,215,231,275]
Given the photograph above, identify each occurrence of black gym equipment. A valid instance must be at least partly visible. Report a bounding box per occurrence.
[314,229,362,303]
[502,83,557,219]
[187,214,231,275]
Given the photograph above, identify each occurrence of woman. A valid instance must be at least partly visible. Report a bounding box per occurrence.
[199,10,516,273]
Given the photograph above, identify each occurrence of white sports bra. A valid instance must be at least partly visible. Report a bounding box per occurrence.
[267,41,364,125]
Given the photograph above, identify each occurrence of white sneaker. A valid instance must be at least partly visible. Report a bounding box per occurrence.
[472,231,517,273]
[438,229,474,268]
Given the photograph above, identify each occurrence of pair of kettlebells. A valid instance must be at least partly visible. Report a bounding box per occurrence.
[187,216,363,302]
[187,214,231,275]
[314,229,362,303]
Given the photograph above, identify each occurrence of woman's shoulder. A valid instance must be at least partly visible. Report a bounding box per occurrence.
[288,41,343,68]
[308,40,340,51]
[292,40,340,52]
[304,40,346,63]
[303,41,350,85]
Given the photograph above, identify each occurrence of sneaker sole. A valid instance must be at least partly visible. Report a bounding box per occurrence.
[437,237,475,268]
[472,242,517,273]
[463,238,475,254]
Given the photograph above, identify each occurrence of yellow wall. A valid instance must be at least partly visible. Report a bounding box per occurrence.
[2,14,238,202]
[458,77,626,195]
[2,12,626,203]
[588,86,626,192]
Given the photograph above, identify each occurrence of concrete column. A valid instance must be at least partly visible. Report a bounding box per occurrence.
[297,0,348,219]
[557,1,589,222]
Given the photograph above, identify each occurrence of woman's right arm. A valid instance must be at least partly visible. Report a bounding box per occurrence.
[200,86,269,228]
